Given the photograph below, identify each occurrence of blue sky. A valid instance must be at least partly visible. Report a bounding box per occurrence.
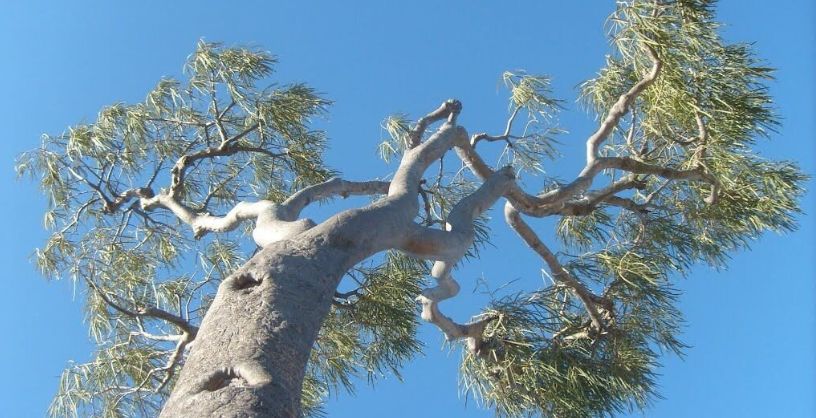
[1,1,813,417]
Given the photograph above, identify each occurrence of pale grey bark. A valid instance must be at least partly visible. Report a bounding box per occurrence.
[149,48,723,414]
[159,102,520,417]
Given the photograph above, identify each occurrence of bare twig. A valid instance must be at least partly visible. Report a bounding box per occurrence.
[470,105,524,147]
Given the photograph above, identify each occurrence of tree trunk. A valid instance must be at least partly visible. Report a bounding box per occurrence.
[159,236,344,417]
[160,120,492,417]
[160,195,415,417]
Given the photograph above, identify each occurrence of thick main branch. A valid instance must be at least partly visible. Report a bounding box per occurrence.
[406,167,516,353]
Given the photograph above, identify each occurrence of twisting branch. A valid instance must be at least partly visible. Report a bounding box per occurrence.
[454,140,546,213]
[102,148,283,216]
[281,177,390,220]
[148,198,270,239]
[404,91,717,349]
[390,121,469,201]
[453,42,716,217]
[504,203,611,333]
[405,167,516,354]
[103,176,391,246]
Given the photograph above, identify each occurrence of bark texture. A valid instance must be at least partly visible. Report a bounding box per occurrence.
[159,237,350,417]
[160,107,513,417]
[158,61,719,413]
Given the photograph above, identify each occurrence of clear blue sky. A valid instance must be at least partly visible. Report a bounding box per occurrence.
[1,1,813,417]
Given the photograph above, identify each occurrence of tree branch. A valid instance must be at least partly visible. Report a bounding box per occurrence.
[144,197,270,239]
[407,99,462,148]
[167,130,259,198]
[596,157,719,203]
[470,105,523,147]
[403,167,515,354]
[155,334,193,393]
[453,140,546,213]
[221,123,260,149]
[281,177,390,220]
[554,176,645,216]
[390,121,469,201]
[586,44,662,163]
[504,203,610,333]
[131,331,184,342]
[86,277,199,337]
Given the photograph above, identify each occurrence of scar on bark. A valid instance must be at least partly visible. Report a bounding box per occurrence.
[226,272,263,291]
[194,361,274,393]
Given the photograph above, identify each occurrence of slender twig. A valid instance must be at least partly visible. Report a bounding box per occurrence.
[58,198,98,235]
[470,105,524,147]
[85,275,198,337]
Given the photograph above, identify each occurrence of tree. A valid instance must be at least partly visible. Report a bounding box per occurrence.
[18,1,806,417]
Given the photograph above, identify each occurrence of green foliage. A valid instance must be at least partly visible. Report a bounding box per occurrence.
[18,41,340,417]
[21,1,807,417]
[499,71,563,175]
[456,1,806,416]
[503,71,560,119]
[305,252,425,411]
[461,289,659,418]
[377,114,412,163]
[50,346,170,417]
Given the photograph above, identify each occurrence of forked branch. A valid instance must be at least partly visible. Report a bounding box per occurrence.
[407,100,462,148]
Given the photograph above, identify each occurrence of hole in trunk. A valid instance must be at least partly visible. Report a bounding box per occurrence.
[228,273,262,291]
[199,367,244,392]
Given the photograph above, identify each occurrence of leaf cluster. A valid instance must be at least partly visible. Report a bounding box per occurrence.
[21,41,339,417]
[302,252,426,415]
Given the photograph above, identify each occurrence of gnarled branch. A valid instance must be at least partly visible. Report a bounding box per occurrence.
[407,99,462,148]
[405,167,516,354]
[281,177,390,220]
